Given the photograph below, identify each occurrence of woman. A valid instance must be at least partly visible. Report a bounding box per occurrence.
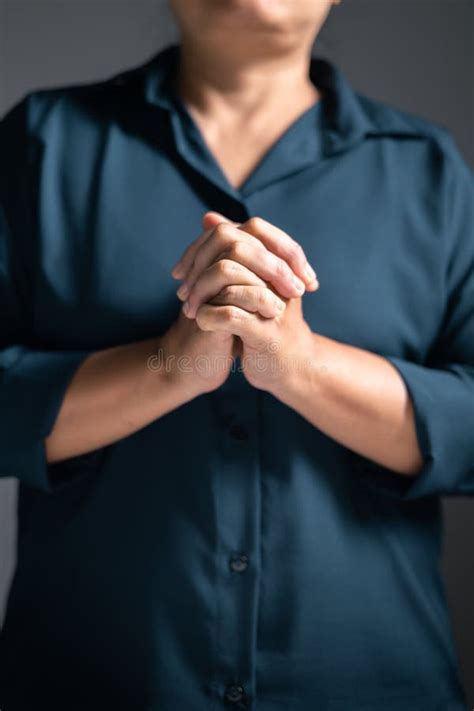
[0,1,472,709]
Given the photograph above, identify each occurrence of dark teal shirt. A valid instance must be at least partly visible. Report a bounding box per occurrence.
[0,43,473,711]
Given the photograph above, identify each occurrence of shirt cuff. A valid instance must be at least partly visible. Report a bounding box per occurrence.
[0,345,91,493]
[352,355,474,500]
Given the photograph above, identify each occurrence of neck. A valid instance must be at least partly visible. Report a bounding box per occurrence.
[174,36,322,119]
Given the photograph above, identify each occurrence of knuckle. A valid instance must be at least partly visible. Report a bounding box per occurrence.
[214,223,235,242]
[245,216,265,233]
[233,285,247,301]
[217,258,238,279]
[257,288,270,307]
[291,241,305,262]
[274,257,289,279]
[220,284,238,300]
[222,305,243,323]
[228,240,247,261]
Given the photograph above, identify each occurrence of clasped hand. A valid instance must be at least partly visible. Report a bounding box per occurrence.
[167,211,319,395]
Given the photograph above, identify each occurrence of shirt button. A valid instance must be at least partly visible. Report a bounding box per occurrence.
[224,684,246,705]
[229,424,249,441]
[229,553,249,573]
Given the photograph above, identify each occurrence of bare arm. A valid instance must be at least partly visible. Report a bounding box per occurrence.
[271,329,424,476]
[45,315,234,464]
[45,338,173,463]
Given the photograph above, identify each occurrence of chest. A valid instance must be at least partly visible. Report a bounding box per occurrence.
[31,131,444,362]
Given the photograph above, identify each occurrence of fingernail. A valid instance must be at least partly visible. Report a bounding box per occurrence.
[304,263,317,282]
[293,275,305,294]
[277,301,285,311]
[177,283,189,300]
[182,300,190,316]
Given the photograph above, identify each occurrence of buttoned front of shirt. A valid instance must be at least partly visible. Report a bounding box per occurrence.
[0,43,472,711]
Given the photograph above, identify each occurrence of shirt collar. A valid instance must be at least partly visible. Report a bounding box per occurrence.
[110,43,424,199]
[112,41,424,158]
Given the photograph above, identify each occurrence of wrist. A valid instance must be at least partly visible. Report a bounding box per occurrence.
[145,332,204,402]
[267,329,322,404]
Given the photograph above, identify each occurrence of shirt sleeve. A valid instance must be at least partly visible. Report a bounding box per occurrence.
[0,94,92,494]
[353,130,474,500]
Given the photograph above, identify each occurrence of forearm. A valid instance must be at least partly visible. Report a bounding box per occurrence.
[45,336,189,464]
[272,332,424,476]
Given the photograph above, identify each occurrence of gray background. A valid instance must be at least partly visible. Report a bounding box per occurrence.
[0,0,473,703]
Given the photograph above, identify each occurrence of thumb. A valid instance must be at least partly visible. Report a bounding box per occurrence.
[286,295,304,316]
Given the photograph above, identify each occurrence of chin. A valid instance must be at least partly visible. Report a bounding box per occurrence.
[213,0,288,27]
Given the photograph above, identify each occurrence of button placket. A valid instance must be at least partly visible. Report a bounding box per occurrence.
[229,553,249,574]
[224,683,249,707]
[209,382,260,709]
